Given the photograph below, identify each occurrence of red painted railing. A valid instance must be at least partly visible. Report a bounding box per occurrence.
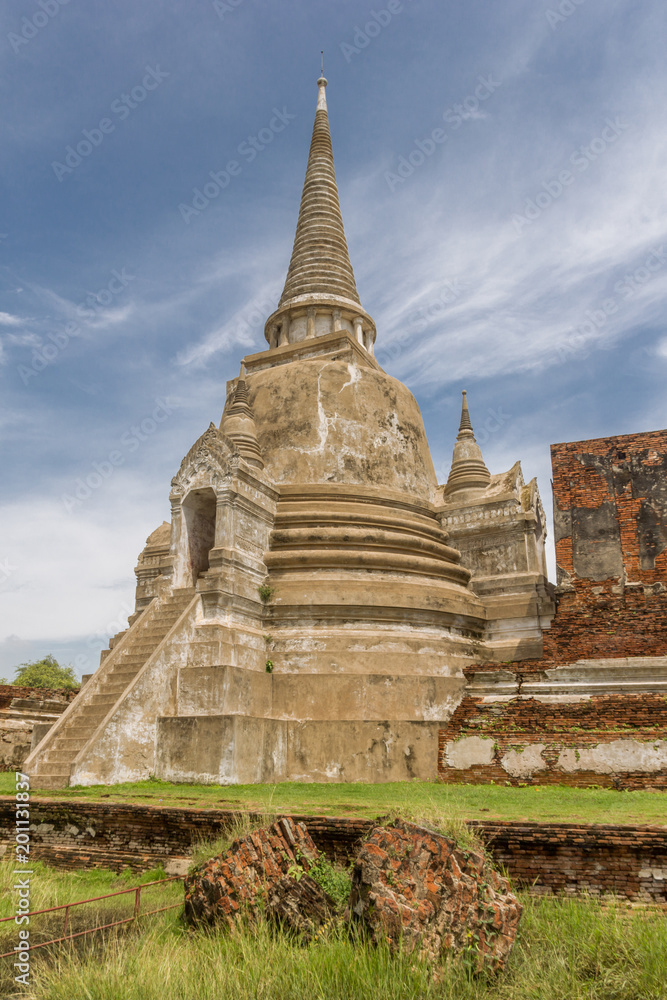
[0,875,183,958]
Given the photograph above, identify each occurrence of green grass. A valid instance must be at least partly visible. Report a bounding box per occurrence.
[2,771,666,827]
[1,872,665,999]
[0,857,182,998]
[1,855,666,999]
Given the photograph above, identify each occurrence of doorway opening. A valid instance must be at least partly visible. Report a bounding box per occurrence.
[182,488,217,584]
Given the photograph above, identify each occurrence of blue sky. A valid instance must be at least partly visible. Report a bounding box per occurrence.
[1,0,666,678]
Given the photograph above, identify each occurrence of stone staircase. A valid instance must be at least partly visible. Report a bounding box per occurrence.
[26,588,195,789]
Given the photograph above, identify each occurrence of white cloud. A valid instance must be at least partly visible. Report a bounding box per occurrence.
[0,312,21,326]
[0,482,169,647]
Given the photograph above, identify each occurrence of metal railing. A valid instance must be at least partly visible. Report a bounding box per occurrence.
[0,875,183,958]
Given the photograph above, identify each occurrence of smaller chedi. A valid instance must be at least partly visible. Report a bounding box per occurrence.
[26,76,554,789]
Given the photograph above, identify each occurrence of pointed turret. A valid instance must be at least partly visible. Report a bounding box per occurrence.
[264,75,376,354]
[444,391,491,498]
[220,363,264,468]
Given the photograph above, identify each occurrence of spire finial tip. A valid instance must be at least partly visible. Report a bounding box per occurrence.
[458,388,473,433]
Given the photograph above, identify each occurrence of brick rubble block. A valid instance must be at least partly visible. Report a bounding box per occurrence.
[267,874,338,939]
[349,820,522,973]
[184,816,320,927]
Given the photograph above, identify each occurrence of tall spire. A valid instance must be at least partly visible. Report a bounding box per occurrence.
[263,75,375,355]
[445,391,491,498]
[279,75,360,307]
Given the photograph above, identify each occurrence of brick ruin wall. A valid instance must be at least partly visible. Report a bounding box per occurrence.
[543,429,667,663]
[0,685,77,711]
[479,428,667,670]
[439,429,667,787]
[0,798,664,904]
[439,693,667,787]
[0,686,77,771]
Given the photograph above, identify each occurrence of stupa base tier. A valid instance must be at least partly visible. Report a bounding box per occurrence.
[154,715,442,784]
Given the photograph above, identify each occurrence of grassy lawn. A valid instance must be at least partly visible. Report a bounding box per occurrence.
[2,771,666,826]
[0,857,666,1000]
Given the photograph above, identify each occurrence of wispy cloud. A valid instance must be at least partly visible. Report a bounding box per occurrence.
[0,311,21,326]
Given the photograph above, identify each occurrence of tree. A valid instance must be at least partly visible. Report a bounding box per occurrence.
[9,655,78,690]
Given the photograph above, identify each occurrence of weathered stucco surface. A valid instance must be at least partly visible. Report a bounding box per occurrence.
[156,716,441,784]
[247,357,438,495]
[501,745,548,778]
[445,735,495,769]
[557,740,667,775]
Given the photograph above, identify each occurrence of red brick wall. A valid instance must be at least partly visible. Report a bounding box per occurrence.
[544,429,667,663]
[469,821,667,902]
[1,798,665,903]
[438,693,667,788]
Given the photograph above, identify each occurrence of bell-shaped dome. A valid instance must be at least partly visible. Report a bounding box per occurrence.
[243,356,438,499]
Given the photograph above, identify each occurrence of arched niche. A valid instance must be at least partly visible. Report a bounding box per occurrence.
[182,487,217,585]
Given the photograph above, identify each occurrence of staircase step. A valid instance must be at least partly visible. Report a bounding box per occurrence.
[74,712,106,725]
[30,774,70,790]
[89,695,120,707]
[106,669,142,681]
[100,681,132,694]
[54,738,88,750]
[125,646,160,658]
[28,588,197,776]
[58,727,95,740]
[104,671,140,685]
[33,762,73,777]
[41,749,77,764]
